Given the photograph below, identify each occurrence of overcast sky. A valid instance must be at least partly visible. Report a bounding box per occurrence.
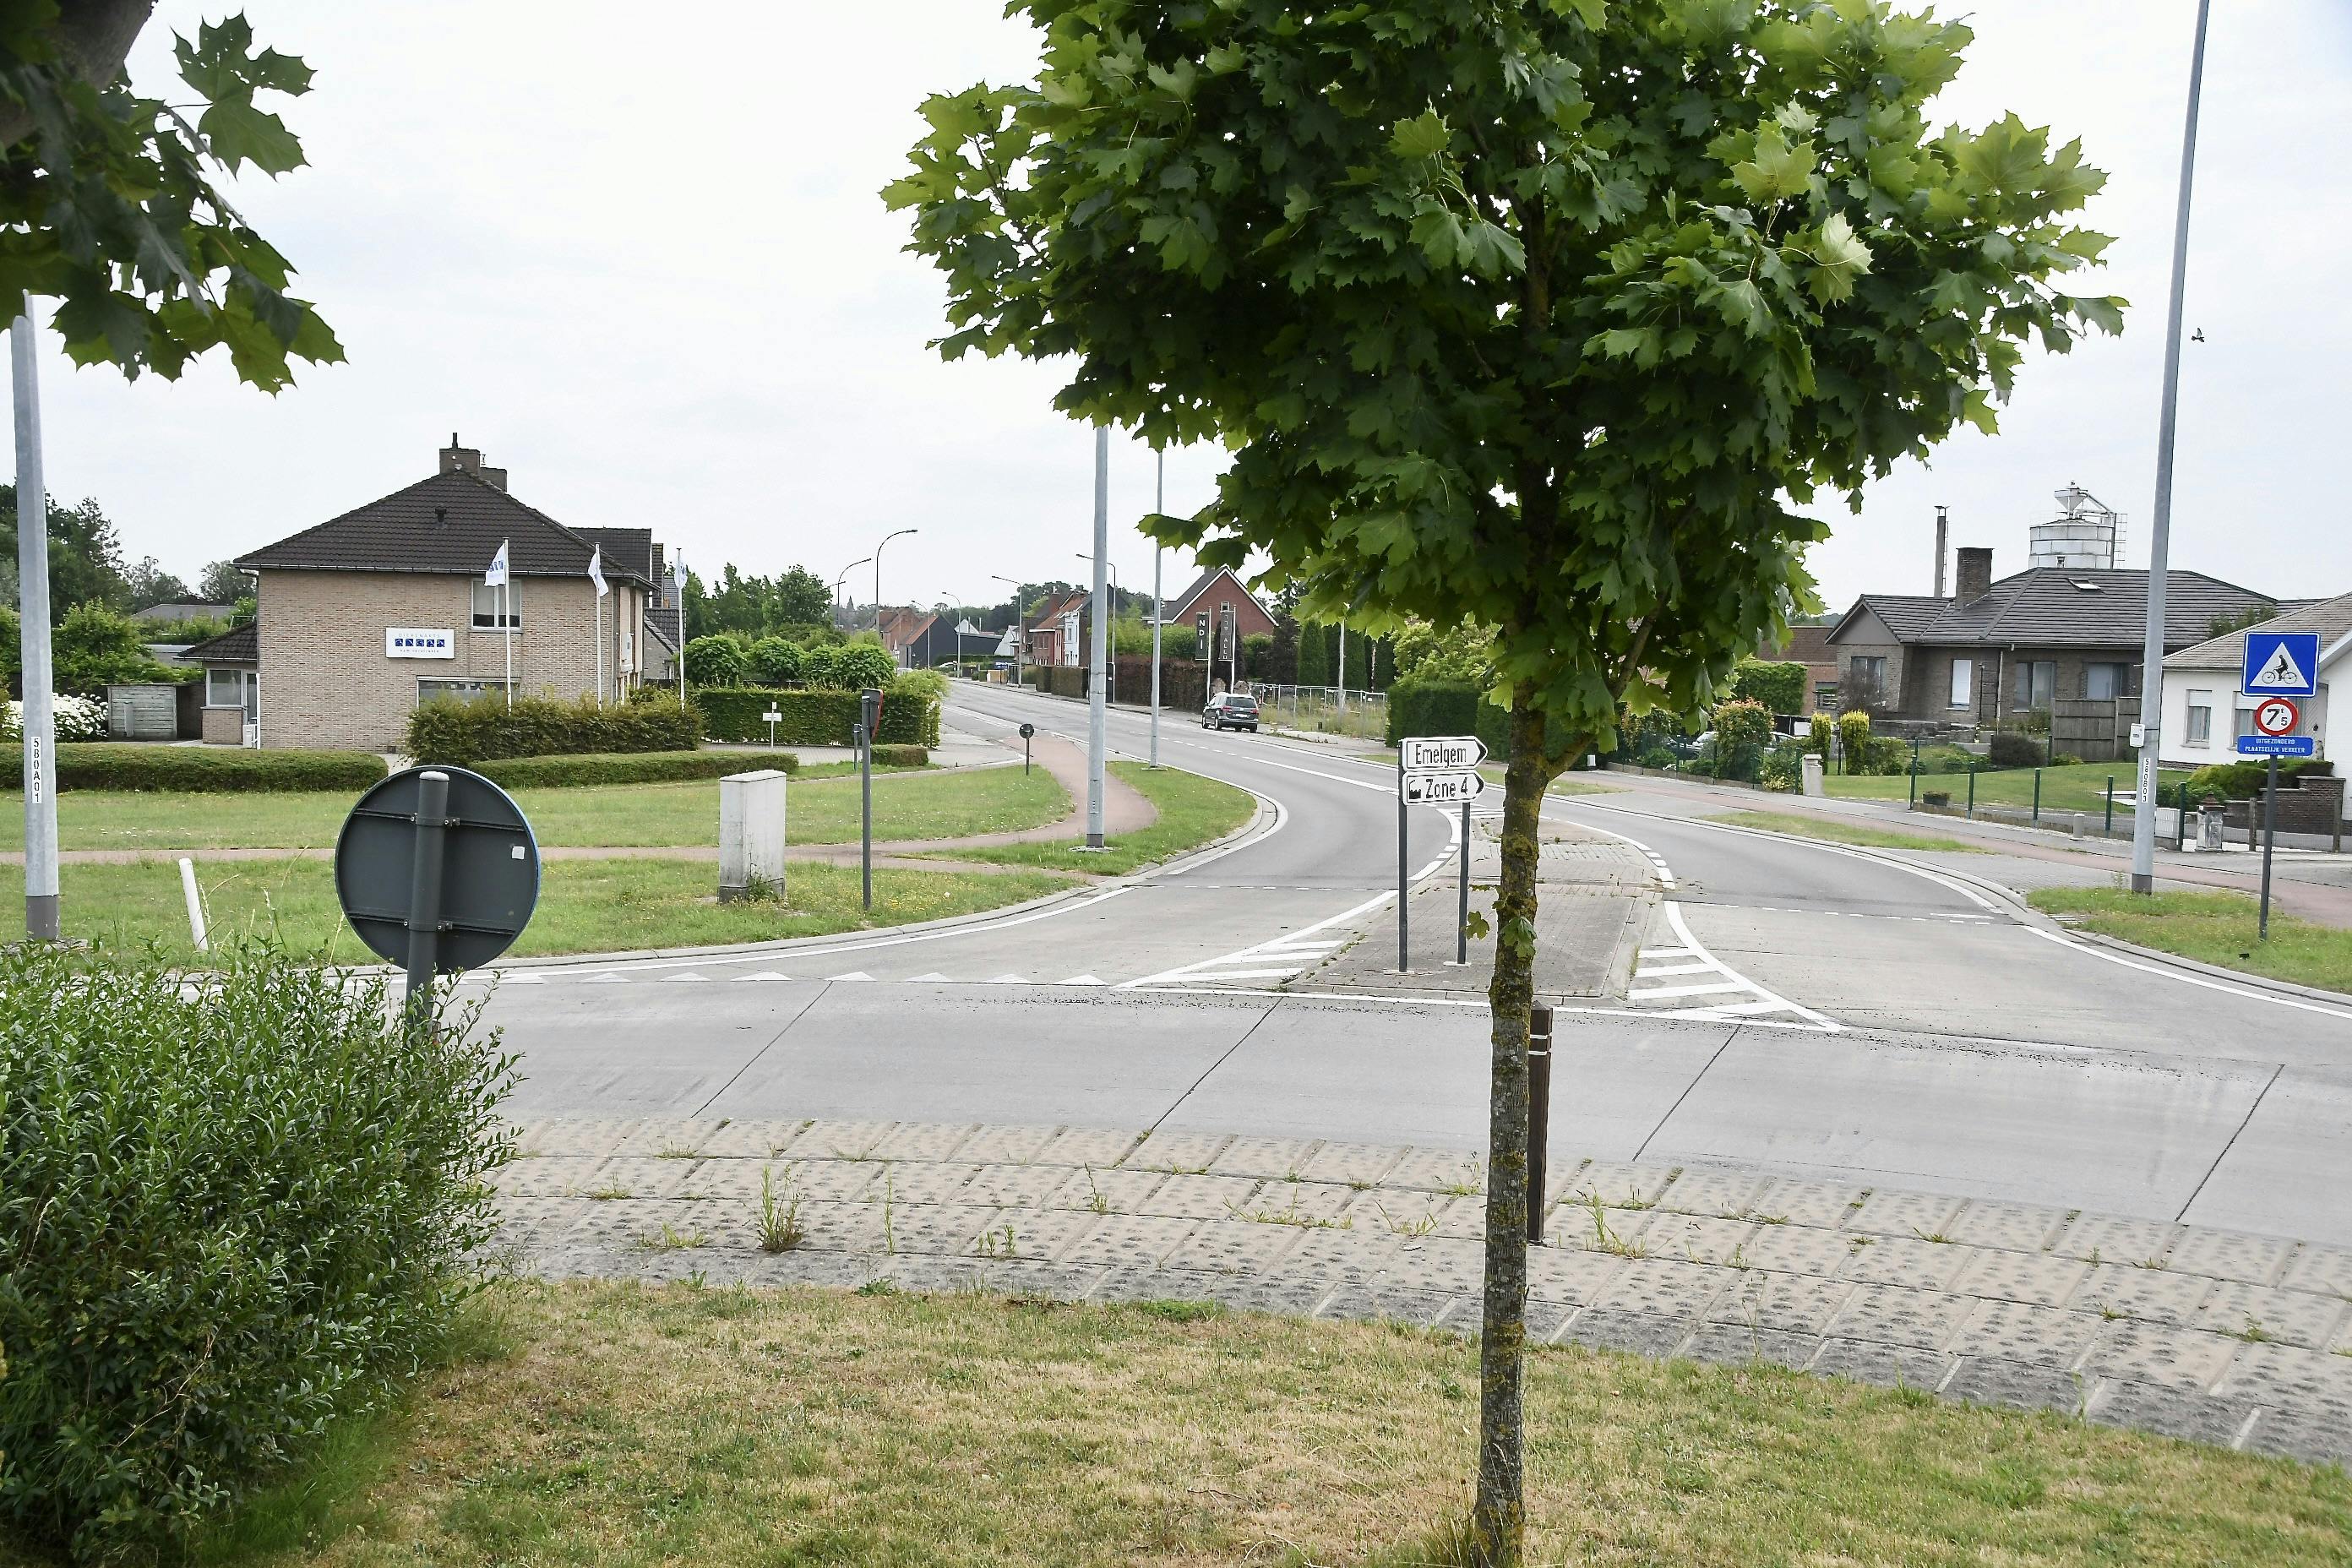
[34,1,2352,615]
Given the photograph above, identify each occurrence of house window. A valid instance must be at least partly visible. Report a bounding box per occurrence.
[205,667,256,717]
[1813,682,1838,711]
[1949,657,1973,709]
[417,678,512,706]
[2085,662,2127,701]
[2186,690,2213,746]
[1847,656,1886,706]
[471,579,519,629]
[2012,660,2055,711]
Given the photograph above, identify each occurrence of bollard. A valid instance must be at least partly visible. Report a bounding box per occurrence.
[2104,776,2115,836]
[2032,769,2042,825]
[718,769,789,901]
[178,858,208,953]
[2071,812,2083,841]
[1527,1004,1554,1244]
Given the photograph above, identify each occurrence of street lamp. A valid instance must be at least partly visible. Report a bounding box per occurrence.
[833,557,871,624]
[1078,552,1120,707]
[991,573,1026,688]
[873,528,918,637]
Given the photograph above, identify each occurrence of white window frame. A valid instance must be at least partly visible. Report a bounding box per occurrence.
[471,578,519,629]
[2185,689,2213,746]
[204,667,244,707]
[1948,657,1973,709]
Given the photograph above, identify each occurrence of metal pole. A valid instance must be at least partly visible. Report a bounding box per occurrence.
[1337,620,1347,715]
[1909,735,1919,807]
[675,549,686,706]
[2132,0,2213,896]
[1086,427,1108,848]
[1456,798,1471,966]
[1967,764,1976,819]
[1396,755,1410,973]
[2033,769,2042,825]
[2259,754,2278,939]
[405,770,450,1037]
[501,539,513,710]
[2105,776,2115,836]
[1151,450,1162,767]
[11,314,57,941]
[858,720,874,910]
[1527,1004,1554,1244]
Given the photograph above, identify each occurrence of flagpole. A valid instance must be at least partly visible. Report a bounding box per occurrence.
[501,538,513,710]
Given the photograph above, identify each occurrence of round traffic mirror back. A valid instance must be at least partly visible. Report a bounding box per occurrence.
[1019,721,1035,738]
[335,765,540,972]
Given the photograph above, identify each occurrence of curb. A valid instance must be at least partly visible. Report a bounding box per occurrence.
[2055,924,2352,1009]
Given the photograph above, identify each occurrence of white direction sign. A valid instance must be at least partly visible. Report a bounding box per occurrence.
[1401,735,1488,773]
[1401,770,1485,804]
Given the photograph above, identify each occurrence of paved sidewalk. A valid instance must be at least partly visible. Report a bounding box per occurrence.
[496,1115,2352,1467]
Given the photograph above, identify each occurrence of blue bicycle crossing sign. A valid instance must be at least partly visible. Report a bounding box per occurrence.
[2240,629,2320,699]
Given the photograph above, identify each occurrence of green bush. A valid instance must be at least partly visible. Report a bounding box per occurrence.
[832,640,899,690]
[749,635,803,686]
[0,950,514,1560]
[870,743,929,768]
[1985,730,2046,769]
[1916,743,1977,774]
[475,749,801,787]
[1726,658,1805,716]
[1758,745,1804,792]
[405,694,700,766]
[1041,665,1086,699]
[1386,676,1510,757]
[694,678,939,747]
[1836,710,1871,774]
[2185,757,2333,801]
[1859,735,1914,775]
[1806,711,1833,756]
[0,743,387,794]
[1709,699,1773,780]
[683,634,749,687]
[52,602,190,697]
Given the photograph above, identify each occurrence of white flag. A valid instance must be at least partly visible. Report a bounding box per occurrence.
[484,539,509,588]
[588,546,608,597]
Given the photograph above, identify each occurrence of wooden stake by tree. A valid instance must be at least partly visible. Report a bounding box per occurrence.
[887,3,2117,1560]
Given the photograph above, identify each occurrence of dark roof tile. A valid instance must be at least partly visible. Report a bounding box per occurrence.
[236,471,651,587]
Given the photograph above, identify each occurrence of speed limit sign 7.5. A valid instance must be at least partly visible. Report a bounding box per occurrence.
[2252,697,2299,738]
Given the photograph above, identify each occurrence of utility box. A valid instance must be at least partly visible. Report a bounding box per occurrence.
[1800,754,1825,798]
[719,770,788,901]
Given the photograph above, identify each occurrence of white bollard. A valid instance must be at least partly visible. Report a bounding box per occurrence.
[719,770,789,901]
[1800,754,1825,798]
[178,857,208,952]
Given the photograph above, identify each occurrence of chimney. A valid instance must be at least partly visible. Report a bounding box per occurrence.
[1933,504,1949,597]
[1955,546,1993,606]
[438,434,508,491]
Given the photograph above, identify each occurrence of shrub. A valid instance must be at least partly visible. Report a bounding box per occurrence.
[830,640,899,691]
[2185,757,2332,801]
[1709,699,1772,779]
[3,694,106,743]
[798,642,843,688]
[870,743,929,768]
[1917,743,1977,774]
[52,602,188,697]
[683,634,749,687]
[405,694,700,766]
[694,678,939,747]
[1636,746,1678,770]
[0,950,514,1560]
[1806,710,1833,757]
[1387,676,1510,757]
[1859,735,1914,775]
[0,743,387,794]
[1836,710,1871,774]
[1985,730,2046,769]
[1726,658,1805,716]
[1758,745,1803,792]
[475,749,802,787]
[749,635,803,686]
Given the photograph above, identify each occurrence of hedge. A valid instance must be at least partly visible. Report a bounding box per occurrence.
[2185,757,2333,802]
[871,743,929,767]
[406,694,700,766]
[1727,658,1806,716]
[694,678,940,747]
[475,749,802,788]
[0,949,512,1560]
[1386,676,1511,757]
[1985,730,2047,769]
[0,743,387,794]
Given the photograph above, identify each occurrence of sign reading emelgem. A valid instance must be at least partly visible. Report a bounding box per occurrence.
[385,628,455,659]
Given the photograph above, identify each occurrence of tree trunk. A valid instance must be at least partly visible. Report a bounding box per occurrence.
[1467,694,1549,1567]
[0,2,157,150]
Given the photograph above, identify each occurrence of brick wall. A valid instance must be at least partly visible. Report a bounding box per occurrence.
[256,569,645,751]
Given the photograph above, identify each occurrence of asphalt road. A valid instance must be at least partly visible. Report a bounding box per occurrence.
[476,683,2352,1246]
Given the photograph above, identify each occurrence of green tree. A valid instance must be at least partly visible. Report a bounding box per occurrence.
[0,487,128,618]
[889,5,2116,1556]
[2206,601,2278,641]
[52,600,175,695]
[1726,656,1805,715]
[1395,619,1499,684]
[120,555,191,612]
[0,8,340,387]
[774,566,835,626]
[681,634,749,688]
[197,559,249,603]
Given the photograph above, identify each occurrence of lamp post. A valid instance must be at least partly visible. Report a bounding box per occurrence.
[1077,552,1120,707]
[874,528,917,638]
[1086,427,1108,850]
[1151,449,1163,767]
[2131,0,2213,896]
[833,557,871,627]
[991,573,1026,688]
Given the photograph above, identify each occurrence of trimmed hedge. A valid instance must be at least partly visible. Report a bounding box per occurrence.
[0,743,387,794]
[405,694,700,766]
[0,950,513,1560]
[694,678,941,747]
[476,749,802,788]
[1727,658,1805,716]
[871,743,929,768]
[2185,756,2333,802]
[1386,676,1510,757]
[1986,730,2047,769]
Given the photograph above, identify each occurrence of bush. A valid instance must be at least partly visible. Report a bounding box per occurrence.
[870,743,929,767]
[694,677,939,747]
[1859,735,1914,775]
[2185,757,2333,802]
[1387,676,1510,758]
[1986,730,2046,769]
[1917,743,1977,774]
[1636,746,1678,770]
[831,640,899,691]
[475,749,801,787]
[1726,658,1805,717]
[1806,711,1833,757]
[683,634,749,687]
[405,694,700,766]
[0,743,388,794]
[0,950,514,1560]
[749,636,803,686]
[1758,745,1803,792]
[3,694,106,743]
[52,602,188,697]
[1041,665,1086,699]
[1836,710,1871,774]
[1709,699,1773,780]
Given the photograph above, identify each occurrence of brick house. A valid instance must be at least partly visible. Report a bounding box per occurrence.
[1755,624,1840,715]
[208,439,660,751]
[1025,591,1092,668]
[1826,547,2278,760]
[1163,565,1276,682]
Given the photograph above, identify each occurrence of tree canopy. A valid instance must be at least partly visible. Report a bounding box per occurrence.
[0,484,130,619]
[0,8,340,389]
[683,563,839,640]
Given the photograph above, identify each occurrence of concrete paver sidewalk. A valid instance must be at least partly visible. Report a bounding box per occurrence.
[497,1115,2352,1467]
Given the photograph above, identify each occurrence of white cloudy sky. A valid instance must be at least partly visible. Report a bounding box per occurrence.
[34,1,2352,614]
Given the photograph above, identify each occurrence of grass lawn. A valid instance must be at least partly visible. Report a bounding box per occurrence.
[5,857,1076,961]
[2029,885,2352,995]
[130,1279,2352,1568]
[0,763,1065,853]
[1824,761,2191,816]
[1712,809,1992,854]
[927,760,1255,876]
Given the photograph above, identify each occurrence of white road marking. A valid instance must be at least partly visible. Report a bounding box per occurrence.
[1122,884,1398,989]
[2022,926,2352,1021]
[905,972,951,982]
[1059,973,1107,986]
[826,971,874,982]
[1616,903,1841,1032]
[739,970,792,981]
[987,973,1028,984]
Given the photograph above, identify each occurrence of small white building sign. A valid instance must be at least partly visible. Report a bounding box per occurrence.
[385,628,456,659]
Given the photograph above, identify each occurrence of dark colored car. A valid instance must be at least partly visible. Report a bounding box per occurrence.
[1202,693,1260,732]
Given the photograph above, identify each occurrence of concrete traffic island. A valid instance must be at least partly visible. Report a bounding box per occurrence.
[493,1116,2352,1467]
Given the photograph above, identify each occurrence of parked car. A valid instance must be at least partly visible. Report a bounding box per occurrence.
[1202,692,1260,732]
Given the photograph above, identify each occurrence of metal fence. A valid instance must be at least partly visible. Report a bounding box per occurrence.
[1246,683,1389,740]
